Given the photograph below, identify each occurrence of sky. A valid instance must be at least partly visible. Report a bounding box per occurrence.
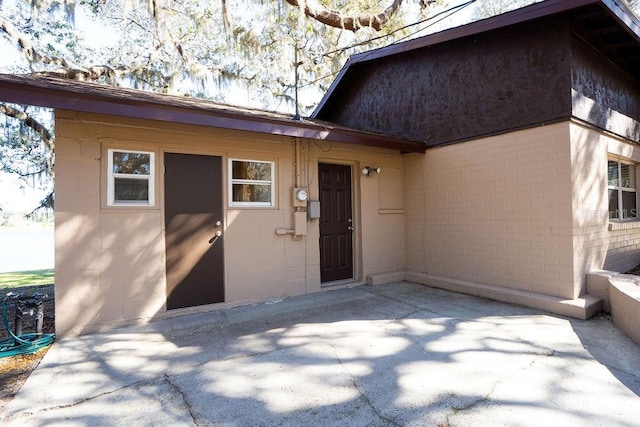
[0,0,500,214]
[0,172,48,213]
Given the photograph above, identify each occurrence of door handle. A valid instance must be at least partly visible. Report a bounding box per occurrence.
[208,230,222,244]
[348,226,354,231]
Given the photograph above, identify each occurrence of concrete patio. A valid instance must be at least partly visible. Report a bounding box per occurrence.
[2,282,640,426]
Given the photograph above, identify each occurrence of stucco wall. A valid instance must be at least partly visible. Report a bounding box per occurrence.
[571,123,640,278]
[54,110,406,336]
[404,122,576,299]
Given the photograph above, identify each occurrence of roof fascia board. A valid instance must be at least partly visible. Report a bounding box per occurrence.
[601,0,640,41]
[0,78,425,153]
[352,0,601,63]
[312,56,358,117]
[312,0,602,118]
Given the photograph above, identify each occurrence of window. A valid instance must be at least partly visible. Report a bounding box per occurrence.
[608,159,637,220]
[229,159,274,207]
[107,149,155,206]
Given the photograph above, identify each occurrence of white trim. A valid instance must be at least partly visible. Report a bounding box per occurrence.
[228,158,275,207]
[607,157,637,221]
[107,149,155,207]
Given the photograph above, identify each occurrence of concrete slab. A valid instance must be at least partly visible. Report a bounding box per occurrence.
[2,282,640,426]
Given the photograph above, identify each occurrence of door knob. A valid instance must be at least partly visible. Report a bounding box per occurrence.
[208,230,223,244]
[348,226,354,231]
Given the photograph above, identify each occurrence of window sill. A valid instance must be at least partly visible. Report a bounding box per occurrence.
[228,205,276,210]
[609,221,640,231]
[102,205,159,211]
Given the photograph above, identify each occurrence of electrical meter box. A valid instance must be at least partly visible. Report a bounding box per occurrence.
[292,187,308,207]
[308,200,320,220]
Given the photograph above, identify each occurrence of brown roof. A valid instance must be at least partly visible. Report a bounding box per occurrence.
[0,73,426,153]
[313,0,640,118]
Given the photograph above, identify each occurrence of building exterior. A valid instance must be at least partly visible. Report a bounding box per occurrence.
[0,0,639,336]
[0,75,423,335]
[315,0,640,318]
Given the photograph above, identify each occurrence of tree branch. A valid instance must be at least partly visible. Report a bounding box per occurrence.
[34,65,119,82]
[0,17,123,84]
[0,104,55,171]
[284,0,405,31]
[0,17,77,69]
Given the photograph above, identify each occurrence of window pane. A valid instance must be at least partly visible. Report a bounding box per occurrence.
[232,183,271,203]
[232,161,271,181]
[608,161,619,187]
[113,152,151,175]
[620,163,636,189]
[622,191,637,219]
[115,178,149,202]
[609,189,619,219]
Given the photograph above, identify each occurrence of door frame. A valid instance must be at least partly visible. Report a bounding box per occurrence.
[317,160,361,285]
[161,149,228,310]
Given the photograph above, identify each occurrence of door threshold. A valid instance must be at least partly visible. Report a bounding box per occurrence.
[321,278,362,289]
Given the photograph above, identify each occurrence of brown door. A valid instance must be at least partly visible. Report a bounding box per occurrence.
[319,163,354,282]
[164,153,224,310]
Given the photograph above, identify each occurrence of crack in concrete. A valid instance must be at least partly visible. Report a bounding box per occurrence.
[358,286,426,311]
[163,374,199,426]
[445,350,557,426]
[0,379,147,422]
[3,374,203,426]
[358,286,456,322]
[331,344,401,427]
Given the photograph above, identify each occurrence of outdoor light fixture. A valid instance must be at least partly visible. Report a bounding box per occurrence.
[361,166,381,176]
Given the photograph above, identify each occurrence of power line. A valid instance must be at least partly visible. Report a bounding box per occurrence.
[298,0,477,88]
[316,0,477,60]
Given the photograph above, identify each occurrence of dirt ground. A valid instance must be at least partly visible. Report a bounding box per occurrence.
[0,284,54,413]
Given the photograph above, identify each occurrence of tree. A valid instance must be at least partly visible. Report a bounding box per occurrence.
[0,0,450,213]
[283,0,437,31]
[2,0,451,106]
[0,103,54,215]
[473,0,540,19]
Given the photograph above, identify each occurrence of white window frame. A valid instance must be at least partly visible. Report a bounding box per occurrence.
[608,158,637,221]
[228,159,275,207]
[107,149,155,207]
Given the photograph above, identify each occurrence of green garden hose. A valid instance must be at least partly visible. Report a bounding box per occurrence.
[0,296,55,358]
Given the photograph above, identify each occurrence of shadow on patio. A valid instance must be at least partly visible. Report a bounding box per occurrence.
[3,282,640,426]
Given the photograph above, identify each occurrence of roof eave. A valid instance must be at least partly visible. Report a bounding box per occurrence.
[601,0,640,40]
[0,75,426,153]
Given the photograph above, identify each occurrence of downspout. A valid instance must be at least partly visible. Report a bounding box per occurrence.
[275,137,306,239]
[295,137,302,188]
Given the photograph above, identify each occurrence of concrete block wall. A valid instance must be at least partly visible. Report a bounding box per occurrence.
[54,110,407,336]
[404,123,577,300]
[306,145,407,281]
[571,123,640,284]
[604,229,640,272]
[610,280,640,345]
[587,272,640,346]
[55,112,167,335]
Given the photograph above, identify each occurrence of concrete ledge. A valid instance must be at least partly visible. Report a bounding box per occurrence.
[404,272,602,320]
[587,271,640,346]
[366,271,406,286]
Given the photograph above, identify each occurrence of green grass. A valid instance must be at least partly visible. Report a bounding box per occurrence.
[0,269,54,289]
